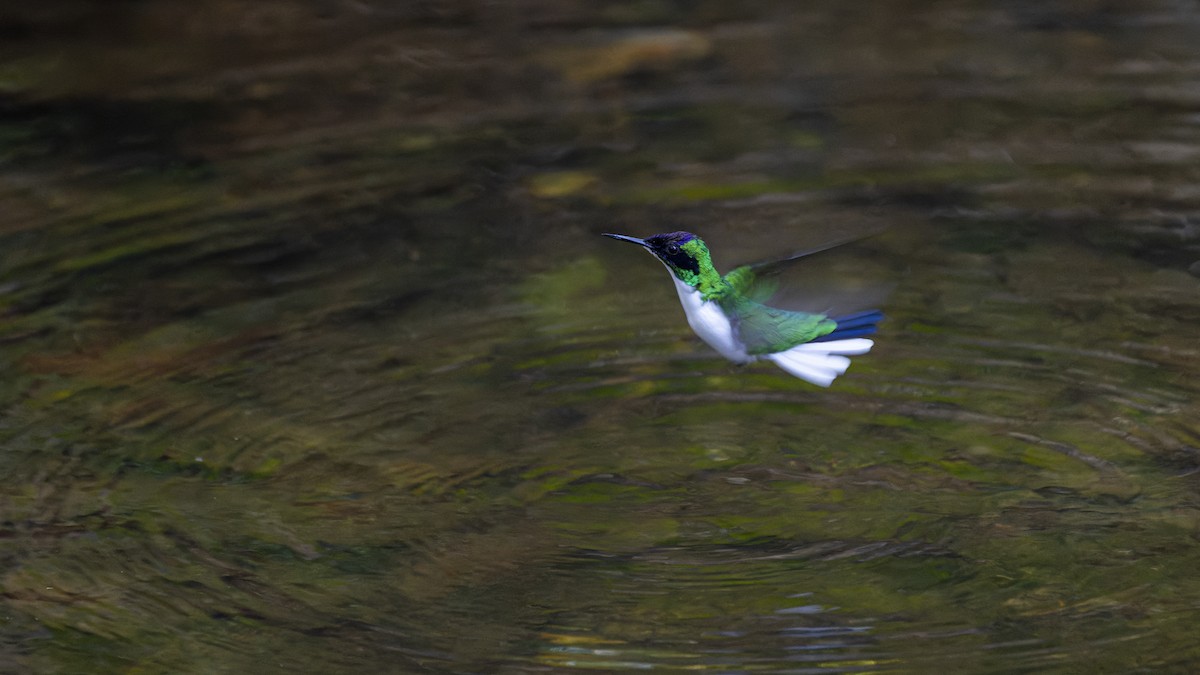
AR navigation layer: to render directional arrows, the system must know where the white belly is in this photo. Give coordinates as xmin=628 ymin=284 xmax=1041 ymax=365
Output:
xmin=670 ymin=277 xmax=751 ymax=363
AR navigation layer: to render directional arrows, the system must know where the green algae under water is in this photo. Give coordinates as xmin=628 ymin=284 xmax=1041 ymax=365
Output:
xmin=1 ymin=2 xmax=1200 ymax=672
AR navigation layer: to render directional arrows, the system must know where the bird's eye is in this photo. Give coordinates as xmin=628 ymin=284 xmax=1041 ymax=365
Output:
xmin=666 ymin=244 xmax=679 ymax=255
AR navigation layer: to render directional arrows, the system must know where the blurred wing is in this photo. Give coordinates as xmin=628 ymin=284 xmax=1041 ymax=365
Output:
xmin=739 ymin=231 xmax=882 ymax=275
xmin=724 ymin=265 xmax=777 ymax=303
xmin=723 ymin=297 xmax=837 ymax=355
xmin=724 ymin=230 xmax=894 ymax=316
xmin=730 ymin=300 xmax=884 ymax=356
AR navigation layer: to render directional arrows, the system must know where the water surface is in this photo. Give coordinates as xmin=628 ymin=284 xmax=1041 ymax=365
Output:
xmin=2 ymin=1 xmax=1200 ymax=672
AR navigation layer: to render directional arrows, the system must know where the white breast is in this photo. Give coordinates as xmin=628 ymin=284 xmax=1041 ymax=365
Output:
xmin=670 ymin=276 xmax=751 ymax=363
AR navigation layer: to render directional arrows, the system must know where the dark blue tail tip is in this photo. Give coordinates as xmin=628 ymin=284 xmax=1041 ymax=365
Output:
xmin=810 ymin=310 xmax=883 ymax=343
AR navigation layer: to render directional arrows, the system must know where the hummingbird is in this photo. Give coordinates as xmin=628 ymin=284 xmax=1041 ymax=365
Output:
xmin=603 ymin=231 xmax=882 ymax=386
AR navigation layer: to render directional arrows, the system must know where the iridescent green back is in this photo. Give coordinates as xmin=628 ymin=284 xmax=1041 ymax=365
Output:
xmin=718 ymin=289 xmax=836 ymax=355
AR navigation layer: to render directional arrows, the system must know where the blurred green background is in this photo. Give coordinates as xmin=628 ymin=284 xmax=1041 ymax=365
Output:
xmin=1 ymin=1 xmax=1199 ymax=672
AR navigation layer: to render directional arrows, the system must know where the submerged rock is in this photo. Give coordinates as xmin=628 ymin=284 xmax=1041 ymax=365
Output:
xmin=541 ymin=28 xmax=712 ymax=84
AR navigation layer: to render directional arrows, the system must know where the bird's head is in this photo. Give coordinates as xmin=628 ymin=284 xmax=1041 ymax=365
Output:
xmin=603 ymin=231 xmax=714 ymax=286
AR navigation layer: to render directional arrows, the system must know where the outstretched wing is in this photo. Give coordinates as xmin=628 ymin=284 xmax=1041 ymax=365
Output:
xmin=720 ymin=230 xmax=888 ymax=354
xmin=723 ymin=265 xmax=777 ymax=303
xmin=740 ymin=231 xmax=881 ymax=273
xmin=722 ymin=231 xmax=883 ymax=306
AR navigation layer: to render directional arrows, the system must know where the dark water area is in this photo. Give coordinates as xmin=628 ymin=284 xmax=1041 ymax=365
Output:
xmin=2 ymin=1 xmax=1200 ymax=672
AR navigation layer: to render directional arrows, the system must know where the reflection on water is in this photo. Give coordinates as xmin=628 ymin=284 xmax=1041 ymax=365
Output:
xmin=2 ymin=1 xmax=1200 ymax=672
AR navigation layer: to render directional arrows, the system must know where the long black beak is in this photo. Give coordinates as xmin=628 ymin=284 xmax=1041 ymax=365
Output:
xmin=602 ymin=233 xmax=650 ymax=248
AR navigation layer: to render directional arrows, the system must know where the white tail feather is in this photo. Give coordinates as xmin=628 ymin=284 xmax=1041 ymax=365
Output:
xmin=765 ymin=338 xmax=874 ymax=387
xmin=789 ymin=338 xmax=874 ymax=355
